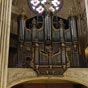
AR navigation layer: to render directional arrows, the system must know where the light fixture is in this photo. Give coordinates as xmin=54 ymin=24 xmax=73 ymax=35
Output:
xmin=28 ymin=0 xmax=63 ymax=14
xmin=85 ymin=46 xmax=88 ymax=58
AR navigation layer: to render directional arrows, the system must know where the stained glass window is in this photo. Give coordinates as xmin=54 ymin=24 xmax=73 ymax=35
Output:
xmin=28 ymin=0 xmax=63 ymax=14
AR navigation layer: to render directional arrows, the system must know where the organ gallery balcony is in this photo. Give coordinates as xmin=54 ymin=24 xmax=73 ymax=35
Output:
xmin=8 ymin=0 xmax=88 ymax=76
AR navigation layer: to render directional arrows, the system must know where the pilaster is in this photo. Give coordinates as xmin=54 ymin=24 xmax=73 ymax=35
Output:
xmin=0 ymin=0 xmax=12 ymax=88
xmin=85 ymin=0 xmax=88 ymax=28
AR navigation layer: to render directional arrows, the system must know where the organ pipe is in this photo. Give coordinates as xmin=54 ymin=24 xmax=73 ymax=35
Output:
xmin=69 ymin=16 xmax=78 ymax=42
xmin=32 ymin=18 xmax=37 ymax=41
xmin=44 ymin=14 xmax=52 ymax=40
xmin=18 ymin=15 xmax=25 ymax=41
xmin=59 ymin=19 xmax=65 ymax=42
xmin=61 ymin=45 xmax=66 ymax=64
xmin=34 ymin=42 xmax=39 ymax=65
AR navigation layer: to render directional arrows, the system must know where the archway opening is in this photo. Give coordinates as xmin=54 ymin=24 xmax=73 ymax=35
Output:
xmin=11 ymin=81 xmax=87 ymax=88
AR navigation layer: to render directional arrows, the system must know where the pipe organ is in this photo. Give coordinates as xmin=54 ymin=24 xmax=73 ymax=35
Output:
xmin=14 ymin=13 xmax=81 ymax=75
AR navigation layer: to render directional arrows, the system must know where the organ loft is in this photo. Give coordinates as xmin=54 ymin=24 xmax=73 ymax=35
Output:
xmin=0 ymin=0 xmax=88 ymax=88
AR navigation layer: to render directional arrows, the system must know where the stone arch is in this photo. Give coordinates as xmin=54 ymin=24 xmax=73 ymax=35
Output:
xmin=8 ymin=77 xmax=88 ymax=88
xmin=7 ymin=68 xmax=88 ymax=88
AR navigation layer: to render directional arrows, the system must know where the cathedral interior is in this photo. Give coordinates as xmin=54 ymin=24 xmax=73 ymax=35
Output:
xmin=0 ymin=0 xmax=88 ymax=88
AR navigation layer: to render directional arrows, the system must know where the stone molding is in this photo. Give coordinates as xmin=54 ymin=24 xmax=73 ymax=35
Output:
xmin=7 ymin=68 xmax=37 ymax=88
xmin=7 ymin=68 xmax=88 ymax=88
xmin=64 ymin=68 xmax=88 ymax=87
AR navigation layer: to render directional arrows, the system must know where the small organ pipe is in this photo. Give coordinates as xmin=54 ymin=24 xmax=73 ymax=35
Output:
xmin=34 ymin=42 xmax=39 ymax=64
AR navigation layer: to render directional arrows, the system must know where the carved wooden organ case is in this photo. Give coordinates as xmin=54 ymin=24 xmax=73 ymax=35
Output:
xmin=17 ymin=14 xmax=80 ymax=75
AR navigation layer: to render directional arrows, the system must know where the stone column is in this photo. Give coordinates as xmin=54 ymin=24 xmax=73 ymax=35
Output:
xmin=85 ymin=0 xmax=88 ymax=28
xmin=0 ymin=0 xmax=12 ymax=88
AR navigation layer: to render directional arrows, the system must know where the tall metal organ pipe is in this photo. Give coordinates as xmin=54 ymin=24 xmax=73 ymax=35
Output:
xmin=32 ymin=19 xmax=37 ymax=41
xmin=69 ymin=16 xmax=78 ymax=42
xmin=18 ymin=15 xmax=25 ymax=41
xmin=44 ymin=14 xmax=52 ymax=40
xmin=59 ymin=19 xmax=65 ymax=42
xmin=59 ymin=19 xmax=66 ymax=65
